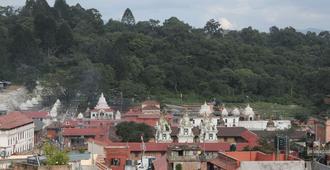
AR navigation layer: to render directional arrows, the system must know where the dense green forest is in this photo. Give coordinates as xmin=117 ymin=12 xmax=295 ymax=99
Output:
xmin=0 ymin=0 xmax=330 ymax=111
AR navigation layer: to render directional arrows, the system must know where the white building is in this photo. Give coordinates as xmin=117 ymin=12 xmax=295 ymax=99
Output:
xmin=155 ymin=115 xmax=172 ymax=143
xmin=189 ymin=103 xmax=291 ymax=131
xmin=90 ymin=93 xmax=120 ymax=120
xmin=177 ymin=113 xmax=194 ymax=143
xmin=0 ymin=112 xmax=34 ymax=157
xmin=200 ymin=113 xmax=218 ymax=142
xmin=223 ymin=116 xmax=240 ymax=127
xmin=199 ymin=102 xmax=213 ymax=116
xmin=238 ymin=120 xmax=291 ymax=131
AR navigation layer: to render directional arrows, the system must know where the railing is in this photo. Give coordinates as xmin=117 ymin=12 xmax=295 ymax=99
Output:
xmin=168 ymin=155 xmax=200 ymax=162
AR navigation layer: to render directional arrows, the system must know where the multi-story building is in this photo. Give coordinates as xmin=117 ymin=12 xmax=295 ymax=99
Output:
xmin=0 ymin=112 xmax=34 ymax=157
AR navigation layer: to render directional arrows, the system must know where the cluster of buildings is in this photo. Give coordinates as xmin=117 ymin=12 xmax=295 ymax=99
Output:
xmin=0 ymin=91 xmax=317 ymax=170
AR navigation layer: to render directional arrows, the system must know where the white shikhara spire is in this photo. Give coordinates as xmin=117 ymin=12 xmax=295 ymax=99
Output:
xmin=231 ymin=107 xmax=240 ymax=116
xmin=50 ymin=99 xmax=61 ymax=118
xmin=221 ymin=107 xmax=229 ymax=117
xmin=95 ymin=93 xmax=110 ymax=110
xmin=115 ymin=110 xmax=121 ymax=120
xmin=199 ymin=101 xmax=212 ymax=116
xmin=243 ymin=104 xmax=255 ymax=116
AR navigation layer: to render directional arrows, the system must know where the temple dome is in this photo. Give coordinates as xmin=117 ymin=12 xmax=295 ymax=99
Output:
xmin=180 ymin=112 xmax=192 ymax=127
xmin=242 ymin=104 xmax=255 ymax=116
xmin=95 ymin=93 xmax=110 ymax=110
xmin=199 ymin=102 xmax=212 ymax=115
xmin=221 ymin=107 xmax=229 ymax=117
xmin=50 ymin=99 xmax=61 ymax=118
xmin=231 ymin=108 xmax=240 ymax=116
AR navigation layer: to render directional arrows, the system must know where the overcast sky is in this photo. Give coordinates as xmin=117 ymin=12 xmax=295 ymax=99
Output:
xmin=1 ymin=0 xmax=329 ymax=32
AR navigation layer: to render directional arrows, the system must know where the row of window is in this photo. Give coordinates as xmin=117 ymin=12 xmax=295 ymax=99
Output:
xmin=4 ymin=142 xmax=33 ymax=156
xmin=8 ymin=129 xmax=33 ymax=145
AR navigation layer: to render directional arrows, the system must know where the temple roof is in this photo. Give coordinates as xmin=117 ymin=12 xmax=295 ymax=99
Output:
xmin=95 ymin=93 xmax=110 ymax=110
xmin=242 ymin=104 xmax=255 ymax=116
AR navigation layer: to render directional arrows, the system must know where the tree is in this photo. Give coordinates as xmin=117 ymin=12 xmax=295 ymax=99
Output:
xmin=9 ymin=25 xmax=41 ymax=66
xmin=115 ymin=122 xmax=153 ymax=142
xmin=54 ymin=0 xmax=70 ymax=19
xmin=55 ymin=22 xmax=73 ymax=54
xmin=121 ymin=8 xmax=135 ymax=25
xmin=34 ymin=14 xmax=56 ymax=51
xmin=204 ymin=19 xmax=223 ymax=35
xmin=43 ymin=142 xmax=69 ymax=165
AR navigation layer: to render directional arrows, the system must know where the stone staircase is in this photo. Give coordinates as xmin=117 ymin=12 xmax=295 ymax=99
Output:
xmin=95 ymin=155 xmax=109 ymax=170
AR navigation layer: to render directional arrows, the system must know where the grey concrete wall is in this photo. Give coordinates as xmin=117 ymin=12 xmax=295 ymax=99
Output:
xmin=239 ymin=161 xmax=305 ymax=170
xmin=312 ymin=161 xmax=330 ymax=170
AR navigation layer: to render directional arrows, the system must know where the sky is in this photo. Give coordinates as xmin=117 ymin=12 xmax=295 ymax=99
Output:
xmin=1 ymin=0 xmax=329 ymax=32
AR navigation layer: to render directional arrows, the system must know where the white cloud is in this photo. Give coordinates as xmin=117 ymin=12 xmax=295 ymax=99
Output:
xmin=219 ymin=17 xmax=233 ymax=29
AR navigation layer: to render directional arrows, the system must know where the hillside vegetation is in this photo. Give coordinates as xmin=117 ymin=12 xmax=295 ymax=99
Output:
xmin=0 ymin=0 xmax=330 ymax=112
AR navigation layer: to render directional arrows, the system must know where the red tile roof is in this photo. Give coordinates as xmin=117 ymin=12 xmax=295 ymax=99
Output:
xmin=22 ymin=111 xmax=48 ymax=119
xmin=142 ymin=100 xmax=160 ymax=106
xmin=137 ymin=114 xmax=160 ymax=119
xmin=0 ymin=112 xmax=33 ymax=130
xmin=62 ymin=128 xmax=103 ymax=136
xmin=124 ymin=109 xmax=142 ymax=115
xmin=142 ymin=105 xmax=160 ymax=110
xmin=217 ymin=127 xmax=258 ymax=144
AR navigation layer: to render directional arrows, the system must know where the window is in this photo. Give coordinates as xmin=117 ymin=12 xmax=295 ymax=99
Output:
xmin=184 ymin=129 xmax=188 ymax=135
xmin=217 ymin=119 xmax=221 ymax=125
xmin=111 ymin=158 xmax=120 ymax=166
xmin=178 ymin=150 xmax=183 ymax=156
xmin=249 ymin=117 xmax=253 ymax=121
xmin=225 ymin=119 xmax=227 ymax=123
xmin=233 ymin=119 xmax=236 ymax=123
xmin=209 ymin=134 xmax=213 ymax=140
xmin=162 ymin=134 xmax=167 ymax=140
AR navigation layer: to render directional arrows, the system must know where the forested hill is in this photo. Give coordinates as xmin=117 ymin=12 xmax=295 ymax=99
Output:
xmin=0 ymin=0 xmax=330 ymax=109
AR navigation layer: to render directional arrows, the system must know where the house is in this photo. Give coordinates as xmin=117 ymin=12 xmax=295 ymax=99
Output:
xmin=62 ymin=127 xmax=107 ymax=149
xmin=46 ymin=122 xmax=61 ymax=141
xmin=123 ymin=101 xmax=170 ymax=127
xmin=167 ymin=144 xmax=211 ymax=170
xmin=141 ymin=100 xmax=161 ymax=115
xmin=207 ymin=151 xmax=305 ymax=170
xmin=95 ymin=141 xmax=257 ymax=170
xmin=0 ymin=112 xmax=34 ymax=157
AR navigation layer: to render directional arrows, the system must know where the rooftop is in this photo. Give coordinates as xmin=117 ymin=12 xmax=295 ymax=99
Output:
xmin=62 ymin=128 xmax=103 ymax=136
xmin=22 ymin=111 xmax=49 ymax=119
xmin=104 ymin=142 xmax=253 ymax=152
xmin=0 ymin=112 xmax=33 ymax=130
xmin=222 ymin=151 xmax=301 ymax=161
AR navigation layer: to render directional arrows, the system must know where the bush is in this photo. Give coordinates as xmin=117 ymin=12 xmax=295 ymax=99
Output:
xmin=175 ymin=163 xmax=182 ymax=170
